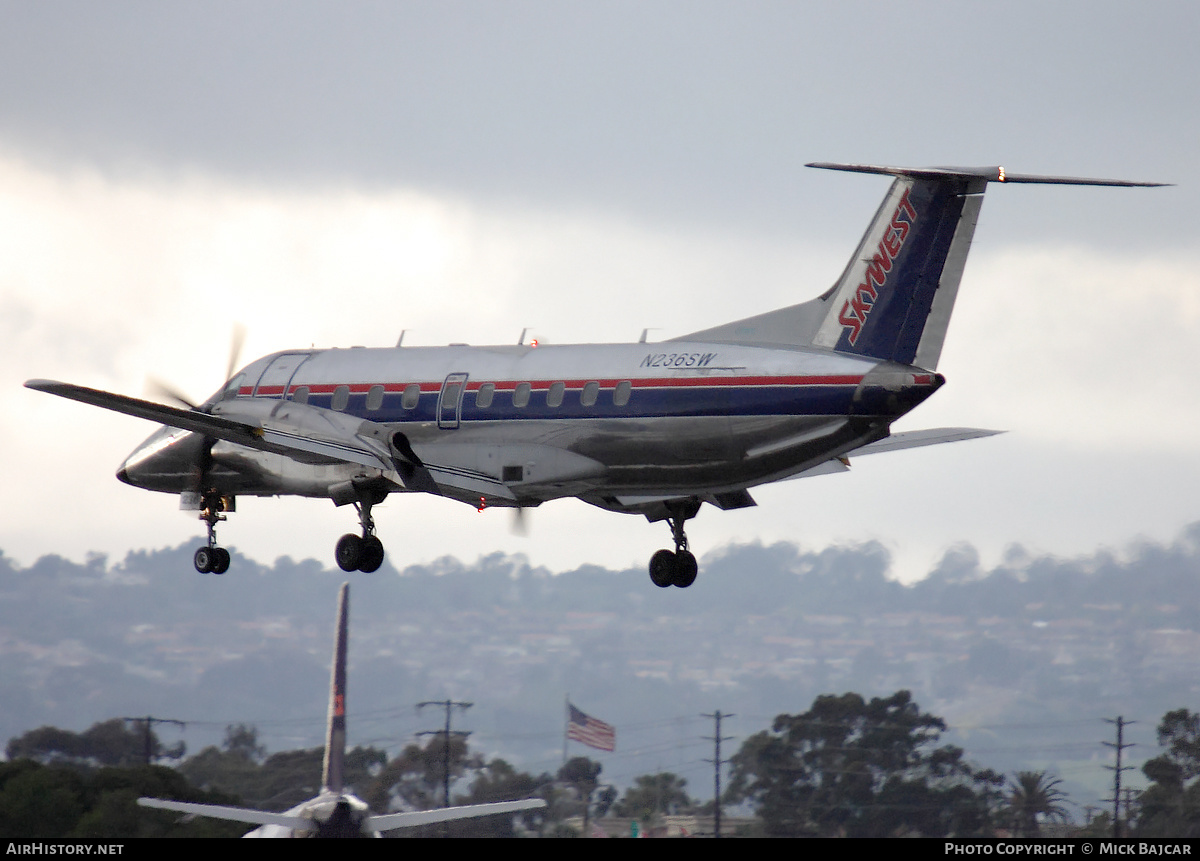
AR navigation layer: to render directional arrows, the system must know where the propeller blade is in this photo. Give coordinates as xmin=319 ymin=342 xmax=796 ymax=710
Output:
xmin=510 ymin=505 xmax=529 ymax=537
xmin=145 ymin=378 xmax=199 ymax=410
xmin=225 ymin=324 xmax=247 ymax=383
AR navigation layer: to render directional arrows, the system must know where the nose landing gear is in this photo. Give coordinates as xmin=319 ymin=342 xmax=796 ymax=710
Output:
xmin=193 ymin=494 xmax=232 ymax=574
xmin=648 ymin=501 xmax=699 ymax=588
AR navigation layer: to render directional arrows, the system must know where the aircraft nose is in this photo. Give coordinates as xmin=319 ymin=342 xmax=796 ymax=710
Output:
xmin=117 ymin=426 xmax=204 ymax=492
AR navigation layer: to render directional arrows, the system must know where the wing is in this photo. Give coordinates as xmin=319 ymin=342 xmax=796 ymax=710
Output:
xmin=25 ymin=379 xmax=438 ymax=491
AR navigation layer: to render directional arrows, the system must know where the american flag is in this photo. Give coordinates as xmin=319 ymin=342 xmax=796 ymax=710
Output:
xmin=567 ymin=703 xmax=616 ymax=751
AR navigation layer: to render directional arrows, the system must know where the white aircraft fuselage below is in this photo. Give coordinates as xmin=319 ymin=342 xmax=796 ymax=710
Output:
xmin=28 ymin=162 xmax=1164 ymax=584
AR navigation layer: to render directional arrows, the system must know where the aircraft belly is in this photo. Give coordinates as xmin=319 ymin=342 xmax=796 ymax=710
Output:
xmin=589 ymin=415 xmax=871 ymax=495
xmin=400 ymin=414 xmax=873 ymax=504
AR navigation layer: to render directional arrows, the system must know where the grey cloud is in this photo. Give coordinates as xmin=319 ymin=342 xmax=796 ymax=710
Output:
xmin=0 ymin=1 xmax=1190 ymax=248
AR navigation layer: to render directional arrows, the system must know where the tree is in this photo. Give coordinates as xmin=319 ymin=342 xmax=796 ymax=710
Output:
xmin=1006 ymin=771 xmax=1071 ymax=836
xmin=365 ymin=734 xmax=478 ymax=814
xmin=1136 ymin=709 xmax=1200 ymax=837
xmin=0 ymin=759 xmax=243 ymax=838
xmin=555 ymin=756 xmax=604 ymax=835
xmin=725 ymin=690 xmax=1004 ymax=837
xmin=614 ymin=772 xmax=692 ymax=818
xmin=449 ymin=757 xmax=552 ymax=837
xmin=179 ymin=724 xmax=385 ymax=812
xmin=5 ymin=719 xmax=182 ymax=768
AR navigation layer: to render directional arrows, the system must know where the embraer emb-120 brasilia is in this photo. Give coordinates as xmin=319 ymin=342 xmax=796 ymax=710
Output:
xmin=139 ymin=583 xmax=546 ymax=836
xmin=26 ymin=163 xmax=1164 ymax=587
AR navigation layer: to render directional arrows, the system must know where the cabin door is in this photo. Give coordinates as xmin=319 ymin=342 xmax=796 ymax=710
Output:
xmin=437 ymin=373 xmax=469 ymax=429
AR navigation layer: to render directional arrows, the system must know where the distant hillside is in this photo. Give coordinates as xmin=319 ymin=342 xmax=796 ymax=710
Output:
xmin=4 ymin=525 xmax=1200 ymax=804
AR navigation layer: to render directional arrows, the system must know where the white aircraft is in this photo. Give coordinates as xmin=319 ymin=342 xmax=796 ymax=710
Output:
xmin=26 ymin=163 xmax=1164 ymax=587
xmin=138 ymin=582 xmax=546 ymax=837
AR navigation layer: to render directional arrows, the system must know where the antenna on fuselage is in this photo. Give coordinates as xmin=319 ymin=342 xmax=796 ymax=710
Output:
xmin=396 ymin=330 xmax=406 ymax=347
xmin=639 ymin=328 xmax=660 ymax=343
xmin=518 ymin=328 xmax=532 ymax=346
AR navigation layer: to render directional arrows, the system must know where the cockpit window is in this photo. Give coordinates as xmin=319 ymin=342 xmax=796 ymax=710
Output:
xmin=221 ymin=374 xmax=244 ymax=400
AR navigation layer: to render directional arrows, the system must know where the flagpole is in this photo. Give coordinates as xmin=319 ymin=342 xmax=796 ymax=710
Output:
xmin=563 ymin=694 xmax=569 ymax=765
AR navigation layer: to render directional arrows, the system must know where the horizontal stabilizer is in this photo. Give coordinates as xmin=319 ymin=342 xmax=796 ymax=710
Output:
xmin=137 ymin=797 xmax=310 ymax=830
xmin=850 ymin=427 xmax=1004 ymax=455
xmin=806 ymin=162 xmax=1170 ymax=187
xmin=367 ymin=798 xmax=547 ymax=832
xmin=785 ymin=427 xmax=1002 ymax=481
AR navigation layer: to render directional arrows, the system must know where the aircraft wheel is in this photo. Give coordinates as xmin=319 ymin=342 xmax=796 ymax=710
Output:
xmin=335 ymin=534 xmax=364 ymax=572
xmin=358 ymin=536 xmax=385 ymax=573
xmin=673 ymin=550 xmax=698 ymax=588
xmin=211 ymin=547 xmax=231 ymax=575
xmin=193 ymin=546 xmax=215 ymax=574
xmin=649 ymin=549 xmax=676 ymax=588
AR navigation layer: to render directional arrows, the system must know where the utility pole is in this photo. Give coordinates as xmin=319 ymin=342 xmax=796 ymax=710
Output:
xmin=417 ymin=700 xmax=472 ymax=808
xmin=702 ymin=710 xmax=734 ymax=839
xmin=123 ymin=716 xmax=185 ymax=765
xmin=1104 ymin=716 xmax=1135 ymax=838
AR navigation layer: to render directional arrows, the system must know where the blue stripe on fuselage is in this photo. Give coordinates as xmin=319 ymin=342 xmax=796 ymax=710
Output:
xmin=254 ymin=382 xmax=862 ymax=423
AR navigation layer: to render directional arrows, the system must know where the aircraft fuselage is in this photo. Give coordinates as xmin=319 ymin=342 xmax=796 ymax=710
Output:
xmin=118 ymin=341 xmax=942 ymax=514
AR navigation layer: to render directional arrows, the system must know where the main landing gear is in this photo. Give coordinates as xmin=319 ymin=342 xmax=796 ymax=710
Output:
xmin=648 ymin=501 xmax=699 ymax=589
xmin=193 ymin=494 xmax=232 ymax=574
xmin=335 ymin=497 xmax=385 ymax=573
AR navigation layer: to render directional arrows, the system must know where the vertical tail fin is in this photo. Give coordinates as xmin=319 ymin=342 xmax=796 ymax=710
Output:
xmin=807 ymin=165 xmax=986 ymax=369
xmin=677 ymin=163 xmax=1164 ymax=366
xmin=322 ymin=582 xmax=350 ymax=795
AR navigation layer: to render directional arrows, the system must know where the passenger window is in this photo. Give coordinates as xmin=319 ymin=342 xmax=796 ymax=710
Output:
xmin=402 ymin=384 xmax=420 ymax=410
xmin=475 ymin=383 xmax=495 ymax=409
xmin=513 ymin=382 xmax=531 ymax=408
xmin=614 ymin=380 xmax=632 ymax=406
xmin=547 ymin=381 xmax=565 ymax=408
xmin=366 ymin=384 xmax=384 ymax=411
xmin=332 ymin=385 xmax=350 ymax=411
xmin=292 ymin=385 xmax=309 ymax=405
xmin=581 ymin=381 xmax=599 ymax=406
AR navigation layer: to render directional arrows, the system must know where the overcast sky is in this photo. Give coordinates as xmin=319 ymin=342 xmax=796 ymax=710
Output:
xmin=2 ymin=1 xmax=1197 ymax=583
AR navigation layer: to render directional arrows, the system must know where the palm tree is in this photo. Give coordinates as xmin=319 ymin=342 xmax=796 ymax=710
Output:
xmin=1007 ymin=771 xmax=1071 ymax=836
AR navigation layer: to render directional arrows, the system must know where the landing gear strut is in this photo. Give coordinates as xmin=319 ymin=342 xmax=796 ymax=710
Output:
xmin=335 ymin=497 xmax=385 ymax=573
xmin=193 ymin=494 xmax=232 ymax=574
xmin=648 ymin=501 xmax=699 ymax=588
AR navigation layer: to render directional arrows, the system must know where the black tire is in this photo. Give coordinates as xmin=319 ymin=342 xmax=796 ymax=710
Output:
xmin=673 ymin=550 xmax=698 ymax=588
xmin=335 ymin=534 xmax=364 ymax=572
xmin=359 ymin=536 xmax=384 ymax=573
xmin=193 ymin=547 xmax=214 ymax=574
xmin=211 ymin=547 xmax=231 ymax=575
xmin=649 ymin=549 xmax=676 ymax=588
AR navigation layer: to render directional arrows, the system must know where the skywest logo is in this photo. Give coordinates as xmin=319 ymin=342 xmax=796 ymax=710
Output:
xmin=838 ymin=188 xmax=917 ymax=345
